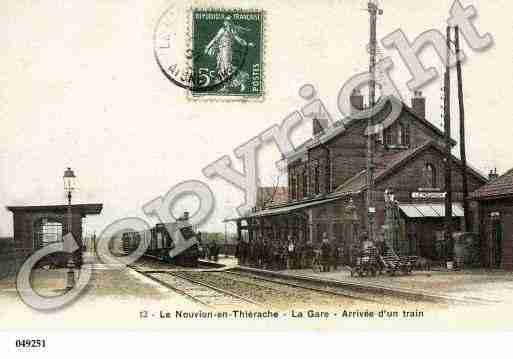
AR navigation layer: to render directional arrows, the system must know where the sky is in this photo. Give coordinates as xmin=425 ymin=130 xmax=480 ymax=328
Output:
xmin=1 ymin=0 xmax=512 ymax=236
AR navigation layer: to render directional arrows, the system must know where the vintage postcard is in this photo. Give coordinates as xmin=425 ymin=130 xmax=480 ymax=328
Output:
xmin=1 ymin=0 xmax=513 ymax=355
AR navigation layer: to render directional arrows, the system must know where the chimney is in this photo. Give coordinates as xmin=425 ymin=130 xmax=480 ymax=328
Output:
xmin=350 ymin=89 xmax=364 ymax=114
xmin=411 ymin=90 xmax=426 ymax=118
xmin=488 ymin=168 xmax=499 ymax=181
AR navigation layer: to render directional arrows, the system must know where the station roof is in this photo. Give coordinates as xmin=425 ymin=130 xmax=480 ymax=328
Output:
xmin=285 ymin=95 xmax=457 ymax=162
xmin=333 ymin=141 xmax=487 ymax=195
xmin=471 ymin=168 xmax=513 ymax=200
xmin=6 ymin=203 xmax=103 ymax=215
xmin=224 ymin=194 xmax=347 ymax=222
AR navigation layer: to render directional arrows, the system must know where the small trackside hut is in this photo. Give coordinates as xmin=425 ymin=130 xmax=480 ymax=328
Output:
xmin=6 ymin=203 xmax=103 ymax=269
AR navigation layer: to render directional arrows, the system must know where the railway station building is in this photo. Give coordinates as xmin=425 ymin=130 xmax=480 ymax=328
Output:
xmin=470 ymin=168 xmax=513 ymax=270
xmin=232 ymin=93 xmax=489 ymax=263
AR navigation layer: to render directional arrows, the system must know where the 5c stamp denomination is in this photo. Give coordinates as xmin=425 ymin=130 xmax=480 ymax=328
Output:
xmin=190 ymin=8 xmax=264 ymax=100
xmin=153 ymin=4 xmax=264 ymax=101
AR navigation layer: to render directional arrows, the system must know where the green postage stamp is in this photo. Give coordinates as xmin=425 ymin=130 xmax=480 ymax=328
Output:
xmin=190 ymin=8 xmax=264 ymax=101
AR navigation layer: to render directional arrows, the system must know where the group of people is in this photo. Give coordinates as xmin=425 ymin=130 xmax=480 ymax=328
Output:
xmin=199 ymin=240 xmax=220 ymax=262
xmin=235 ymin=232 xmax=344 ymax=272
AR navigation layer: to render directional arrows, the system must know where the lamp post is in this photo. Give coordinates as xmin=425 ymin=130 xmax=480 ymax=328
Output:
xmin=63 ymin=167 xmax=77 ymax=290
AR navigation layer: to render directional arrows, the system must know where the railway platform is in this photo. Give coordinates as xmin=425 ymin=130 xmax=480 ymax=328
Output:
xmin=234 ymin=265 xmax=513 ymax=305
xmin=0 ymin=251 xmax=201 ymax=329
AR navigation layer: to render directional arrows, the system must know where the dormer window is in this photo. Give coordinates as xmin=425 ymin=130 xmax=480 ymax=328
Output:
xmin=399 ymin=123 xmax=410 ymax=146
xmin=384 ymin=123 xmax=410 ymax=148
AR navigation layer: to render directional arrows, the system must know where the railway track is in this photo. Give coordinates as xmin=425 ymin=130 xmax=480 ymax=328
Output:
xmin=222 ymin=270 xmax=380 ymax=303
xmin=130 ymin=258 xmax=448 ymax=309
xmin=183 ymin=270 xmax=377 ymax=302
xmin=134 ymin=266 xmax=378 ymax=309
xmin=135 ymin=270 xmax=261 ymax=308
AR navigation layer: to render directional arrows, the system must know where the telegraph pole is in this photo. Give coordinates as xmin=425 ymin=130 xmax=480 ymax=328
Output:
xmin=455 ymin=25 xmax=470 ymax=231
xmin=366 ymin=1 xmax=382 ymax=243
xmin=444 ymin=26 xmax=453 ymax=261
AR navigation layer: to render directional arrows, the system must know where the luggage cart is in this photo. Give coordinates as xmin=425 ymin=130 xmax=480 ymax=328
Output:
xmin=379 ymin=250 xmax=415 ymax=276
xmin=349 ymin=246 xmax=380 ymax=277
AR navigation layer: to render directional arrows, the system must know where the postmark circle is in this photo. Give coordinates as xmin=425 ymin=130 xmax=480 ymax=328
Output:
xmin=153 ymin=4 xmax=249 ymax=92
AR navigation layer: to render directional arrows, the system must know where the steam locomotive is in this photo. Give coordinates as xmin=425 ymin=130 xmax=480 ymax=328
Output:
xmin=121 ymin=212 xmax=201 ymax=267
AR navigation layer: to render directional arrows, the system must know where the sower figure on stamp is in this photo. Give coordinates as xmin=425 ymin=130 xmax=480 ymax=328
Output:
xmin=204 ymin=15 xmax=254 ymax=84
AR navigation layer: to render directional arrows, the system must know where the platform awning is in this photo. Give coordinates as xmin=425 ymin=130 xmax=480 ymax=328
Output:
xmin=224 ymin=195 xmax=346 ymax=222
xmin=399 ymin=203 xmax=464 ymax=218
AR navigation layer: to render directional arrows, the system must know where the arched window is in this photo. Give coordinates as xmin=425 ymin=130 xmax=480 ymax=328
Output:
xmin=424 ymin=163 xmax=437 ymax=188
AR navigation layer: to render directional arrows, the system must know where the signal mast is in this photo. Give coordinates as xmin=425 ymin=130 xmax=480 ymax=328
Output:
xmin=366 ymin=0 xmax=383 ymax=243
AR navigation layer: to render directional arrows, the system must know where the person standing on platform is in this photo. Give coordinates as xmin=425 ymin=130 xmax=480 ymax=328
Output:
xmin=255 ymin=238 xmax=263 ymax=268
xmin=240 ymin=239 xmax=248 ymax=265
xmin=249 ymin=240 xmax=255 ymax=266
xmin=262 ymin=240 xmax=268 ymax=269
xmin=287 ymin=235 xmax=295 ymax=269
xmin=265 ymin=240 xmax=272 ymax=269
xmin=280 ymin=241 xmax=287 ymax=270
xmin=211 ymin=240 xmax=219 ymax=262
xmin=321 ymin=233 xmax=331 ymax=272
xmin=332 ymin=244 xmax=342 ymax=271
xmin=304 ymin=239 xmax=313 ymax=269
xmin=295 ymin=240 xmax=302 ymax=269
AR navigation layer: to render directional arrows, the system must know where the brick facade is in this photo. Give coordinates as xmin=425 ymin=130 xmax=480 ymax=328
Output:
xmin=237 ymin=96 xmax=489 ymax=264
xmin=471 ymin=169 xmax=513 ymax=270
xmin=286 ymin=103 xmax=455 ymax=203
xmin=475 ymin=199 xmax=513 ymax=270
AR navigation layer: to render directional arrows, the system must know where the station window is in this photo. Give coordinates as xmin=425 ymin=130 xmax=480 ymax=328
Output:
xmin=399 ymin=123 xmax=410 ymax=146
xmin=314 ymin=166 xmax=320 ymax=194
xmin=33 ymin=218 xmax=63 ymax=249
xmin=424 ymin=163 xmax=437 ymax=187
xmin=384 ymin=127 xmax=393 ymax=146
xmin=302 ymin=171 xmax=308 ymax=198
xmin=325 ymin=160 xmax=331 ymax=193
xmin=290 ymin=176 xmax=296 ymax=200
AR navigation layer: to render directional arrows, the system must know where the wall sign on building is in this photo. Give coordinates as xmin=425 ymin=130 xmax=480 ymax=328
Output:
xmin=411 ymin=192 xmax=446 ymax=199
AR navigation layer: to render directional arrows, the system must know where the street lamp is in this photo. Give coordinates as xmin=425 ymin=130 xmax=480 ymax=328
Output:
xmin=345 ymin=199 xmax=360 ymax=264
xmin=63 ymin=167 xmax=77 ymax=290
xmin=63 ymin=167 xmax=76 ymax=205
